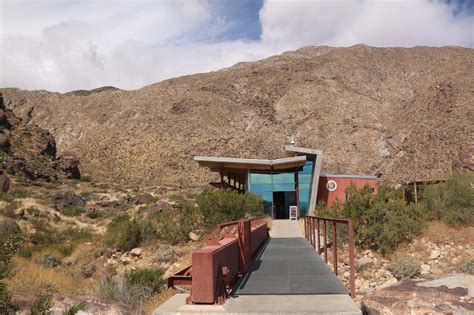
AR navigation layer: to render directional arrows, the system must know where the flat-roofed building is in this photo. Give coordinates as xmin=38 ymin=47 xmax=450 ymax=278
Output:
xmin=194 ymin=146 xmax=377 ymax=219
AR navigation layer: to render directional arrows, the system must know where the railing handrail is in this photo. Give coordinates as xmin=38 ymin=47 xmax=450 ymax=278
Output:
xmin=304 ymin=215 xmax=356 ymax=298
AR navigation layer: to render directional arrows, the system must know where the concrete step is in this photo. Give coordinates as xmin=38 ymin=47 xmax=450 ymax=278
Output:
xmin=153 ymin=293 xmax=362 ymax=315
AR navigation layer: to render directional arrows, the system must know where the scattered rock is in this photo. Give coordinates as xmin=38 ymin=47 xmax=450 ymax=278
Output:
xmin=63 ymin=256 xmax=77 ymax=267
xmin=120 ymin=256 xmax=132 ymax=265
xmin=107 ymin=258 xmax=118 ymax=265
xmin=429 ymin=249 xmax=441 ymax=260
xmin=188 ymin=231 xmax=200 ymax=241
xmin=52 ymin=191 xmax=85 ymax=210
xmin=130 ymin=247 xmax=142 ymax=257
xmin=356 ymin=257 xmax=373 ymax=270
xmin=81 ymin=263 xmax=96 ymax=278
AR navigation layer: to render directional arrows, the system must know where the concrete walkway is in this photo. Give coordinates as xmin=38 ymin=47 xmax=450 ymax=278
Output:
xmin=154 ymin=220 xmax=361 ymax=315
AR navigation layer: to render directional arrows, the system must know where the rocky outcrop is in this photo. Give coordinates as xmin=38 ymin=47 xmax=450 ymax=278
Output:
xmin=51 ymin=191 xmax=85 ymax=210
xmin=0 ymin=92 xmax=80 ymax=181
xmin=0 ymin=170 xmax=10 ymax=192
xmin=362 ymin=274 xmax=474 ymax=314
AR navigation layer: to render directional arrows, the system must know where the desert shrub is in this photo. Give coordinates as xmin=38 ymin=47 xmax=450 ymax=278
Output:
xmin=338 ymin=183 xmax=426 ymax=254
xmin=36 ymin=253 xmax=61 ymax=268
xmin=0 ymin=232 xmax=23 ymax=314
xmin=62 ymin=302 xmax=85 ymax=315
xmin=460 ymin=259 xmax=474 ymax=275
xmin=57 ymin=244 xmax=75 ymax=257
xmin=81 ymin=263 xmax=96 ymax=278
xmin=30 ymin=292 xmax=53 ymax=315
xmin=99 ymin=269 xmax=164 ymax=305
xmin=0 ymin=282 xmax=18 ymax=314
xmin=0 ymin=191 xmax=13 ymax=202
xmin=196 ymin=189 xmax=264 ymax=229
xmin=104 ymin=214 xmax=141 ymax=251
xmin=80 ymin=175 xmax=91 ymax=182
xmin=388 ymin=257 xmax=421 ymax=280
xmin=423 ymin=172 xmax=473 ymax=225
xmin=126 ymin=268 xmax=165 ymax=295
xmin=62 ymin=205 xmax=85 ymax=217
xmin=152 ymin=245 xmax=176 ymax=263
xmin=138 ymin=218 xmax=157 ymax=242
xmin=156 ymin=196 xmax=200 ymax=245
xmin=0 ymin=201 xmax=20 ymax=218
xmin=9 ymin=189 xmax=31 ymax=199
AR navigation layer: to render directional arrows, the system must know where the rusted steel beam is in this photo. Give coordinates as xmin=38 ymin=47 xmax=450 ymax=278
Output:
xmin=348 ymin=219 xmax=356 ymax=298
xmin=323 ymin=220 xmax=328 ymax=263
xmin=167 ymin=265 xmax=192 ymax=288
xmin=178 ymin=217 xmax=268 ymax=305
xmin=332 ymin=221 xmax=337 ymax=275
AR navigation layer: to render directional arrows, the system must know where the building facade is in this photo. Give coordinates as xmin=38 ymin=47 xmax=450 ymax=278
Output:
xmin=194 ymin=146 xmax=377 ymax=219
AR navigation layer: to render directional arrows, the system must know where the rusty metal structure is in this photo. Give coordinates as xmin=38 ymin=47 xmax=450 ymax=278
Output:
xmin=168 ymin=217 xmax=268 ymax=304
xmin=304 ymin=215 xmax=356 ymax=297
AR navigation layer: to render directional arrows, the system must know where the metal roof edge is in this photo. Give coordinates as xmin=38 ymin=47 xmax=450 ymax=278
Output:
xmin=320 ymin=173 xmax=378 ymax=180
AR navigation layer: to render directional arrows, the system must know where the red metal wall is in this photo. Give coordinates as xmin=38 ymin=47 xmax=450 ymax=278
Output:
xmin=317 ymin=175 xmax=377 ymax=207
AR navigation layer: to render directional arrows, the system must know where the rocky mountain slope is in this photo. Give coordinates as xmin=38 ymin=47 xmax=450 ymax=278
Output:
xmin=0 ymin=92 xmax=80 ymax=182
xmin=1 ymin=45 xmax=473 ymax=187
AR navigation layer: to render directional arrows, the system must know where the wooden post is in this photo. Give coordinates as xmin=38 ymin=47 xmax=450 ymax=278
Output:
xmin=323 ymin=220 xmax=328 ymax=263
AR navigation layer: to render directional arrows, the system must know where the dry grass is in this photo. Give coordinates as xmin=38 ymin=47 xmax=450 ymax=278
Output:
xmin=422 ymin=221 xmax=474 ymax=245
xmin=6 ymin=254 xmax=97 ymax=296
xmin=143 ymin=288 xmax=176 ymax=314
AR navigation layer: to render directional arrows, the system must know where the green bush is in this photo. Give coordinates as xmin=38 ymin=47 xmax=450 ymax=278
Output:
xmin=79 ymin=175 xmax=91 ymax=182
xmin=0 ymin=232 xmax=23 ymax=315
xmin=9 ymin=189 xmax=31 ymax=199
xmin=61 ymin=205 xmax=86 ymax=217
xmin=152 ymin=245 xmax=176 ymax=263
xmin=157 ymin=196 xmax=200 ymax=245
xmin=388 ymin=257 xmax=421 ymax=280
xmin=104 ymin=214 xmax=141 ymax=251
xmin=99 ymin=268 xmax=164 ymax=305
xmin=336 ymin=183 xmax=426 ymax=254
xmin=196 ymin=189 xmax=264 ymax=229
xmin=36 ymin=253 xmax=61 ymax=268
xmin=62 ymin=302 xmax=85 ymax=315
xmin=0 ymin=201 xmax=20 ymax=218
xmin=460 ymin=259 xmax=474 ymax=275
xmin=30 ymin=293 xmax=53 ymax=315
xmin=423 ymin=172 xmax=473 ymax=225
xmin=126 ymin=268 xmax=165 ymax=294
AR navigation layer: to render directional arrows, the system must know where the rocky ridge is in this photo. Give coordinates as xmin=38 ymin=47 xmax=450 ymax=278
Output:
xmin=1 ymin=45 xmax=473 ymax=187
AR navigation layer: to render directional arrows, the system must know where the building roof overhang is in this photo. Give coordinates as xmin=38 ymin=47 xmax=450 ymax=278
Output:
xmin=194 ymin=155 xmax=307 ymax=172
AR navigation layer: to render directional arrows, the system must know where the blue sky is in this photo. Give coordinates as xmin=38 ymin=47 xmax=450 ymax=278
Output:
xmin=1 ymin=0 xmax=473 ymax=92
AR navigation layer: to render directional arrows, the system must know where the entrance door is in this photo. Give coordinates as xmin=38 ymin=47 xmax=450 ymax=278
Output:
xmin=273 ymin=191 xmax=297 ymax=219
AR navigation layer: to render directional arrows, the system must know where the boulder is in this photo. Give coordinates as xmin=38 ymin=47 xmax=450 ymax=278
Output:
xmin=189 ymin=231 xmax=200 ymax=241
xmin=129 ymin=247 xmax=142 ymax=257
xmin=356 ymin=257 xmax=373 ymax=270
xmin=362 ymin=274 xmax=474 ymax=315
xmin=0 ymin=216 xmax=20 ymax=236
xmin=0 ymin=133 xmax=9 ymax=148
xmin=52 ymin=191 xmax=85 ymax=210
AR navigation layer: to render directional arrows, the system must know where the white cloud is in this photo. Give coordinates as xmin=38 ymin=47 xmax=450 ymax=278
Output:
xmin=260 ymin=0 xmax=473 ymax=48
xmin=0 ymin=0 xmax=472 ymax=92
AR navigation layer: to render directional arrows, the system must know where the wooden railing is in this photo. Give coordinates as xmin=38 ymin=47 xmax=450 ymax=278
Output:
xmin=304 ymin=215 xmax=356 ymax=298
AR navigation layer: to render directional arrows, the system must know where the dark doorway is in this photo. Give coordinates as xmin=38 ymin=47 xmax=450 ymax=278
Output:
xmin=273 ymin=191 xmax=297 ymax=219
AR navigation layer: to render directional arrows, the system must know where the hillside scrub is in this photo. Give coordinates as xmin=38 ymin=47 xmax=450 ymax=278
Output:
xmin=0 ymin=231 xmax=23 ymax=314
xmin=157 ymin=189 xmax=264 ymax=245
xmin=196 ymin=189 xmax=264 ymax=229
xmin=423 ymin=172 xmax=473 ymax=225
xmin=321 ymin=183 xmax=427 ymax=255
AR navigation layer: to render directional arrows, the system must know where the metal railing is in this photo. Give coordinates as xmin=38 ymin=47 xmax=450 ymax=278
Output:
xmin=304 ymin=215 xmax=356 ymax=298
